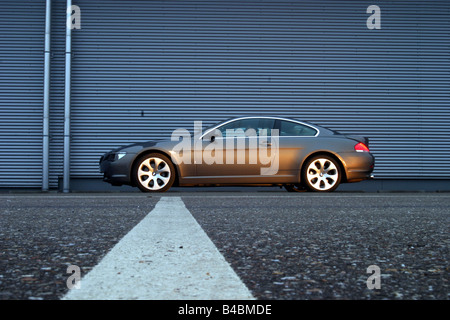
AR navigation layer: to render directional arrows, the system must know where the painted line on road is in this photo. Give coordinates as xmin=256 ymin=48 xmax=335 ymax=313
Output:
xmin=62 ymin=196 xmax=254 ymax=300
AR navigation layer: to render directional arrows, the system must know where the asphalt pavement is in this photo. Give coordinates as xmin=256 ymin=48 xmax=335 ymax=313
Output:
xmin=0 ymin=191 xmax=448 ymax=300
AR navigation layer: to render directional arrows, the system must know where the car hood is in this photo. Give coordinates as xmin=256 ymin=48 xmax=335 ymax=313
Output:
xmin=111 ymin=140 xmax=163 ymax=152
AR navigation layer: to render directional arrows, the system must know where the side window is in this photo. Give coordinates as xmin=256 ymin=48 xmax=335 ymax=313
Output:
xmin=279 ymin=120 xmax=317 ymax=137
xmin=217 ymin=118 xmax=275 ymax=137
xmin=257 ymin=118 xmax=275 ymax=136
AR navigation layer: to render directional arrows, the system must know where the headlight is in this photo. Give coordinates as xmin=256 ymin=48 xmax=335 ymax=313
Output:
xmin=116 ymin=152 xmax=127 ymax=160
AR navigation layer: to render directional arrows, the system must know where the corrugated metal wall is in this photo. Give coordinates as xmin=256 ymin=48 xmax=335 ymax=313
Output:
xmin=0 ymin=0 xmax=449 ymax=188
xmin=69 ymin=0 xmax=450 ymax=180
xmin=0 ymin=1 xmax=45 ymax=187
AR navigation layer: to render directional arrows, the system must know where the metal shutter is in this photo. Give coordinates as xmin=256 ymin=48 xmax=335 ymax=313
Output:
xmin=0 ymin=1 xmax=45 ymax=187
xmin=66 ymin=0 xmax=449 ymax=180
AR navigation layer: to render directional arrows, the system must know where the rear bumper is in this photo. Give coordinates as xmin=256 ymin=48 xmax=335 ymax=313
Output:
xmin=346 ymin=170 xmax=375 ymax=183
xmin=341 ymin=152 xmax=375 ymax=183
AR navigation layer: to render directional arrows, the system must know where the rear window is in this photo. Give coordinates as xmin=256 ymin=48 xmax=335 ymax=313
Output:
xmin=279 ymin=120 xmax=317 ymax=136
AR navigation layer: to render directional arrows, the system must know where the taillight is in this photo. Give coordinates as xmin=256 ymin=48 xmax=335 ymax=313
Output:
xmin=355 ymin=142 xmax=370 ymax=152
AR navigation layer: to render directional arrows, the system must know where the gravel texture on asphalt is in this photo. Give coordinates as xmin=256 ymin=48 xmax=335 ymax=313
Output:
xmin=183 ymin=193 xmax=449 ymax=300
xmin=0 ymin=192 xmax=448 ymax=300
xmin=0 ymin=195 xmax=156 ymax=300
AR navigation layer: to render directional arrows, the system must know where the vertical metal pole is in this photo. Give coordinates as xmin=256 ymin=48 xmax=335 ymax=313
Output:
xmin=63 ymin=0 xmax=72 ymax=193
xmin=43 ymin=0 xmax=51 ymax=191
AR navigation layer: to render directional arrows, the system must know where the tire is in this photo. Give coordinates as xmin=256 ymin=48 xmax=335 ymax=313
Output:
xmin=133 ymin=153 xmax=175 ymax=192
xmin=302 ymin=155 xmax=341 ymax=192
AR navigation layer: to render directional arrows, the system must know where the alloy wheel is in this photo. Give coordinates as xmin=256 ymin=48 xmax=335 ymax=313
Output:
xmin=303 ymin=156 xmax=341 ymax=192
xmin=135 ymin=154 xmax=174 ymax=192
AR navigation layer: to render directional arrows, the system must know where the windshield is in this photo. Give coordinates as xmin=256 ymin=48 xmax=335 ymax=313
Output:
xmin=202 ymin=117 xmax=237 ymax=134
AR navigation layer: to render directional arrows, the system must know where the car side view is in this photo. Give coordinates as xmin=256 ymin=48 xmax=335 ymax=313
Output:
xmin=99 ymin=116 xmax=375 ymax=192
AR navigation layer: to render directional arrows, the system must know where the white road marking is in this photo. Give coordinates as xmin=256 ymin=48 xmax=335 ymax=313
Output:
xmin=62 ymin=196 xmax=254 ymax=300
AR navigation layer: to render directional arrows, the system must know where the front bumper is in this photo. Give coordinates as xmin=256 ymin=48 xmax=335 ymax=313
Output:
xmin=99 ymin=152 xmax=135 ymax=186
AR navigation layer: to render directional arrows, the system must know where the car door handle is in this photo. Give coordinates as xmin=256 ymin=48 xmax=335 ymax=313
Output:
xmin=260 ymin=141 xmax=272 ymax=146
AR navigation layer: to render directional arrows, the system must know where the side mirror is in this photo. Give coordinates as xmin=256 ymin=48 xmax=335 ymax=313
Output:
xmin=210 ymin=135 xmax=215 ymax=142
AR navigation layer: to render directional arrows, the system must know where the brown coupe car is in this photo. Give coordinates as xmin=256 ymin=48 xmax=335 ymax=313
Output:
xmin=100 ymin=116 xmax=374 ymax=192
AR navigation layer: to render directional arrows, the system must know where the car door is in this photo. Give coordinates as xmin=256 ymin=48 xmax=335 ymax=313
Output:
xmin=195 ymin=118 xmax=276 ymax=181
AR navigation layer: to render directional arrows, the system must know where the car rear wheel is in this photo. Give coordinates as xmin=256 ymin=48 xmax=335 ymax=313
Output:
xmin=133 ymin=153 xmax=175 ymax=192
xmin=302 ymin=155 xmax=341 ymax=192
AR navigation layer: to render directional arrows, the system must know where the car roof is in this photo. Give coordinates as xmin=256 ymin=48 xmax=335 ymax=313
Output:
xmin=202 ymin=116 xmax=336 ymax=137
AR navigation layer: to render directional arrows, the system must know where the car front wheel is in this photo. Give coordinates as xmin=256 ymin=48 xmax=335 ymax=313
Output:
xmin=302 ymin=155 xmax=341 ymax=192
xmin=133 ymin=153 xmax=175 ymax=192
